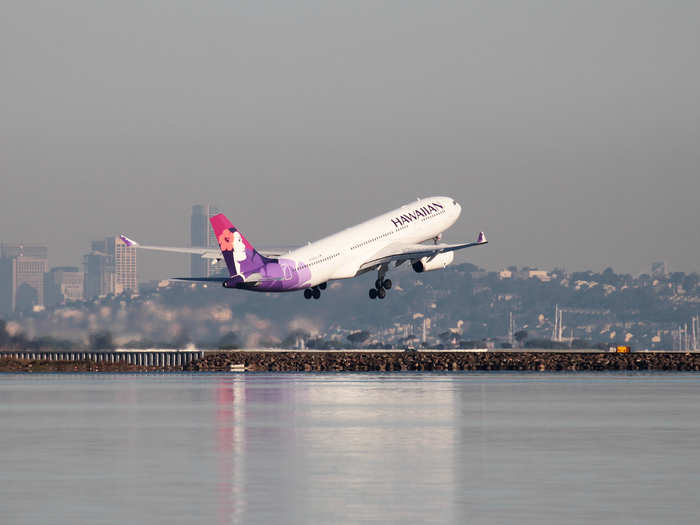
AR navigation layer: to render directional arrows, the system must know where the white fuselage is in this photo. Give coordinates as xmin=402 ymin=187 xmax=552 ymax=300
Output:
xmin=285 ymin=196 xmax=461 ymax=287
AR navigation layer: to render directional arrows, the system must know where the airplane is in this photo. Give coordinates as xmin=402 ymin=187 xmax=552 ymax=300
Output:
xmin=120 ymin=196 xmax=487 ymax=301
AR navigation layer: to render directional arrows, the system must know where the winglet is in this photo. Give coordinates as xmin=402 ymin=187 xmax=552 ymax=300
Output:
xmin=477 ymin=232 xmax=487 ymax=244
xmin=119 ymin=234 xmax=140 ymax=247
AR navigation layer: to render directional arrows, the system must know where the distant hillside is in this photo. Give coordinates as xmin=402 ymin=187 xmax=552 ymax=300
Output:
xmin=1 ymin=264 xmax=698 ymax=350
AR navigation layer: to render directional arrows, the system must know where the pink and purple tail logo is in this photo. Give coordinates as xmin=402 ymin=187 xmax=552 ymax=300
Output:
xmin=210 ymin=214 xmax=265 ymax=277
xmin=217 ymin=229 xmax=251 ymax=276
xmin=210 ymin=212 xmax=311 ymax=291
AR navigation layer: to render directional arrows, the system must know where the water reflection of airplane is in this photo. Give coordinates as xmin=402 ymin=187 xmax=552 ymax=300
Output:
xmin=215 ymin=379 xmax=295 ymax=524
xmin=216 ymin=379 xmax=246 ymax=524
xmin=214 ymin=376 xmax=460 ymax=522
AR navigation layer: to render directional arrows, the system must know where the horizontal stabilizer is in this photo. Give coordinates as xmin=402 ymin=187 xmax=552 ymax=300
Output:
xmin=169 ymin=277 xmax=228 ymax=283
xmin=170 ymin=275 xmax=287 ymax=284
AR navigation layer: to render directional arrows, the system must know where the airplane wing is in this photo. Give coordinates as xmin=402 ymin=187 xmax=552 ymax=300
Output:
xmin=118 ymin=235 xmax=289 ymax=258
xmin=358 ymin=232 xmax=487 ymax=272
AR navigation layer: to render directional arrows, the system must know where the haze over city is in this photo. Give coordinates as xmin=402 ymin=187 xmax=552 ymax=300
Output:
xmin=2 ymin=1 xmax=699 ymax=281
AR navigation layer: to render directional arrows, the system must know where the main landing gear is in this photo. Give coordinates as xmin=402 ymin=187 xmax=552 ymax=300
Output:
xmin=303 ymin=282 xmax=326 ymax=300
xmin=369 ymin=267 xmax=392 ymax=300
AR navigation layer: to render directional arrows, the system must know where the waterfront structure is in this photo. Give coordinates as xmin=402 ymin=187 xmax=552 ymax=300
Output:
xmin=0 ymin=244 xmax=48 ymax=313
xmin=190 ymin=204 xmax=226 ymax=277
xmin=45 ymin=267 xmax=84 ymax=306
xmin=84 ymin=237 xmax=137 ymax=298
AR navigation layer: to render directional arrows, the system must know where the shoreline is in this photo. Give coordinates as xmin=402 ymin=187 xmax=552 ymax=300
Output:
xmin=2 ymin=351 xmax=700 ymax=372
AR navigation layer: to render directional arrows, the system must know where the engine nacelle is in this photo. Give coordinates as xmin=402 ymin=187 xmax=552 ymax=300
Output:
xmin=412 ymin=252 xmax=454 ymax=273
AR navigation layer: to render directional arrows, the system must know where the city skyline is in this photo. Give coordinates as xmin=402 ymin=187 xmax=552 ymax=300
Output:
xmin=1 ymin=256 xmax=697 ymax=352
xmin=0 ymin=236 xmax=138 ymax=314
xmin=0 ymin=226 xmax=692 ymax=291
xmin=1 ymin=221 xmax=698 ymax=351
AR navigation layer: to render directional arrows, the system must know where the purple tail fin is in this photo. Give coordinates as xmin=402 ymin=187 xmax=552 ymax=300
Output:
xmin=210 ymin=214 xmax=267 ymax=277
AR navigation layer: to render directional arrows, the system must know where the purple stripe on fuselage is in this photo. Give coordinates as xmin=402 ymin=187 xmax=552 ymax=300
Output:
xmin=230 ymin=257 xmax=311 ymax=292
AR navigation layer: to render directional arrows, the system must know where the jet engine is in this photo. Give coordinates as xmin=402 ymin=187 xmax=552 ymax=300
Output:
xmin=411 ymin=252 xmax=454 ymax=273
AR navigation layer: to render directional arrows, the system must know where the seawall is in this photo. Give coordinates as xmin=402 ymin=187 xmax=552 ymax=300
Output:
xmin=187 ymin=351 xmax=700 ymax=372
xmin=3 ymin=350 xmax=700 ymax=372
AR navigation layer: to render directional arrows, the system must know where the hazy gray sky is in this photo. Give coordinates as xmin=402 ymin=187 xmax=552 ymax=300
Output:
xmin=1 ymin=1 xmax=698 ymax=280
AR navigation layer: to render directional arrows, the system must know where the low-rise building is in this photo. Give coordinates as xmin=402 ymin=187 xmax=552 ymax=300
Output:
xmin=45 ymin=267 xmax=84 ymax=306
xmin=528 ymin=270 xmax=551 ymax=282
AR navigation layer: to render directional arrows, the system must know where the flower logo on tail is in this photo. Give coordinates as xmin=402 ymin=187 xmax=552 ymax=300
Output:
xmin=218 ymin=229 xmax=234 ymax=251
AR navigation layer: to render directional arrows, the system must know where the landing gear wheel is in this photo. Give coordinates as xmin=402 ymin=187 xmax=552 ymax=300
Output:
xmin=319 ymin=282 xmax=327 ymax=290
xmin=369 ymin=288 xmax=378 ymax=299
xmin=312 ymin=288 xmax=321 ymax=299
xmin=375 ymin=279 xmax=383 ymax=290
xmin=304 ymin=289 xmax=312 ymax=299
xmin=377 ymin=288 xmax=386 ymax=299
xmin=383 ymin=279 xmax=392 ymax=290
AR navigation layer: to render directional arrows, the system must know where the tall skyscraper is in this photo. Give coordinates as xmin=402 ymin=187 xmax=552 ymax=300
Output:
xmin=0 ymin=244 xmax=48 ymax=313
xmin=108 ymin=236 xmax=138 ymax=294
xmin=191 ymin=204 xmax=226 ymax=277
xmin=84 ymin=237 xmax=137 ymax=298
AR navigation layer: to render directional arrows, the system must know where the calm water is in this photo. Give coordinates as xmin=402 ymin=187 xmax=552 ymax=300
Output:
xmin=1 ymin=372 xmax=699 ymax=525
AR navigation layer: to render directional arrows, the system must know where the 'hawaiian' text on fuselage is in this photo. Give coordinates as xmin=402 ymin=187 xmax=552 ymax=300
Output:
xmin=390 ymin=202 xmax=444 ymax=228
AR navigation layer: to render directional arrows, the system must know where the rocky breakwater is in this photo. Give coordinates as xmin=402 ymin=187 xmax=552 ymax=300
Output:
xmin=186 ymin=351 xmax=700 ymax=372
xmin=4 ymin=351 xmax=700 ymax=373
